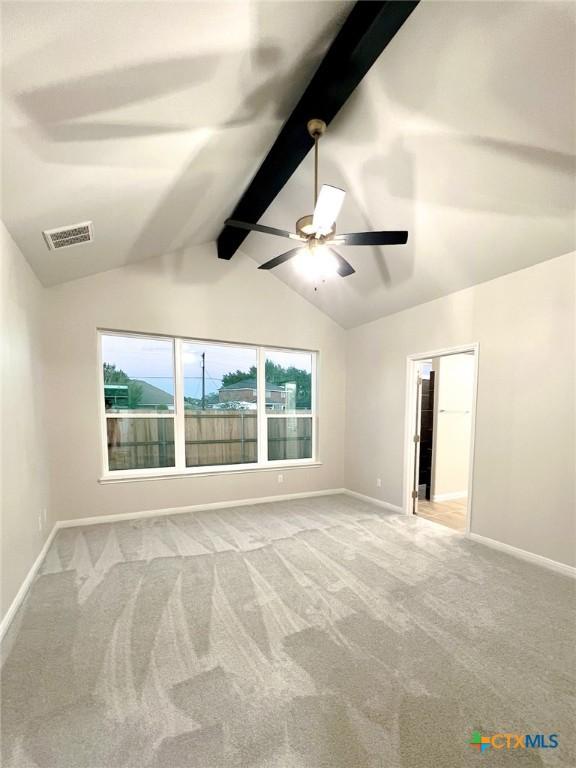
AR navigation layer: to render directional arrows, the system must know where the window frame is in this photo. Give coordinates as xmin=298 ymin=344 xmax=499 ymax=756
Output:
xmin=99 ymin=331 xmax=178 ymax=476
xmin=98 ymin=330 xmax=319 ymax=480
xmin=261 ymin=347 xmax=316 ymax=464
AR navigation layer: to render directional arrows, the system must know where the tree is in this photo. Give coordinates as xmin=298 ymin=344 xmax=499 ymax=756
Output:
xmin=264 ymin=360 xmax=311 ymax=409
xmin=221 ymin=366 xmax=257 ymax=387
xmin=103 ymin=363 xmax=143 ymax=408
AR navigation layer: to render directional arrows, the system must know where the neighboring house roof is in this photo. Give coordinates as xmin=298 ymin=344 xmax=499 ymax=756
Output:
xmin=132 ymin=379 xmax=173 ymax=406
xmin=220 ymin=378 xmax=284 ymax=392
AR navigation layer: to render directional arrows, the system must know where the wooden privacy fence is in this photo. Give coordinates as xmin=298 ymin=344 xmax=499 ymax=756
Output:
xmin=107 ymin=412 xmax=312 ymax=470
xmin=107 ymin=417 xmax=175 ymax=470
xmin=185 ymin=412 xmax=257 ymax=466
xmin=267 ymin=416 xmax=312 ymax=461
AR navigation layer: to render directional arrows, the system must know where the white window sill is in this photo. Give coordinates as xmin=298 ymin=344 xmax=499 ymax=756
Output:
xmin=99 ymin=460 xmax=323 ymax=484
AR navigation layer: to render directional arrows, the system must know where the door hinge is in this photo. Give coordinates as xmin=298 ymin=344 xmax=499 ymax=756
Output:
xmin=411 ymin=490 xmax=418 ymax=500
xmin=413 ymin=434 xmax=420 ymax=443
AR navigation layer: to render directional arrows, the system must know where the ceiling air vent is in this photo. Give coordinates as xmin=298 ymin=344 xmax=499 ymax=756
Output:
xmin=42 ymin=221 xmax=93 ymax=250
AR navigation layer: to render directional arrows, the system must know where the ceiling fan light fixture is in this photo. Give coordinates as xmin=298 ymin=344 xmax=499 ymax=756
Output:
xmin=296 ymin=215 xmax=317 ymax=237
xmin=225 ymin=118 xmax=408 ymax=278
xmin=294 ymin=243 xmax=338 ymax=282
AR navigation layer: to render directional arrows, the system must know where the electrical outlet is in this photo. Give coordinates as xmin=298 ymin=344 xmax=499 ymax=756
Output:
xmin=376 ymin=478 xmax=382 ymax=488
xmin=277 ymin=474 xmax=284 ymax=484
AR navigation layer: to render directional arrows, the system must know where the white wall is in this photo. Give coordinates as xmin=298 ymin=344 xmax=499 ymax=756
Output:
xmin=43 ymin=244 xmax=346 ymax=522
xmin=0 ymin=222 xmax=51 ymax=622
xmin=431 ymin=354 xmax=474 ymax=500
xmin=345 ymin=253 xmax=575 ymax=567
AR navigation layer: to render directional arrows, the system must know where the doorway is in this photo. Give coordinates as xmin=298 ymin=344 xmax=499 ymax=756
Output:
xmin=404 ymin=345 xmax=479 ymax=534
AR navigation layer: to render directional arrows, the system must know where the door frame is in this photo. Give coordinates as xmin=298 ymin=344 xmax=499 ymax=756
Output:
xmin=403 ymin=343 xmax=480 ymax=535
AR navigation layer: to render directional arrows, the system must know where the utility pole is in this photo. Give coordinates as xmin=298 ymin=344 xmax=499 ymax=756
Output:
xmin=201 ymin=352 xmax=206 ymax=410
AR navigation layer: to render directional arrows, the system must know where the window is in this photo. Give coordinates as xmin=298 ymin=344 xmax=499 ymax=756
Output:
xmin=265 ymin=349 xmax=313 ymax=461
xmin=99 ymin=332 xmax=317 ymax=477
xmin=182 ymin=341 xmax=258 ymax=468
xmin=102 ymin=335 xmax=175 ymax=471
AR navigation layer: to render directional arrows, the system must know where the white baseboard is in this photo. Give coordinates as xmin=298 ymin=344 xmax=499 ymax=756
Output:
xmin=56 ymin=488 xmax=348 ymax=528
xmin=467 ymin=532 xmax=576 ymax=578
xmin=432 ymin=491 xmax=467 ymax=502
xmin=0 ymin=524 xmax=59 ymax=643
xmin=344 ymin=489 xmax=404 ymax=515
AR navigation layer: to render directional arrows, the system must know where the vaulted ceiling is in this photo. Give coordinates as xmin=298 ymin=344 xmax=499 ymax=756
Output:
xmin=2 ymin=1 xmax=575 ymax=328
xmin=1 ymin=0 xmax=352 ymax=282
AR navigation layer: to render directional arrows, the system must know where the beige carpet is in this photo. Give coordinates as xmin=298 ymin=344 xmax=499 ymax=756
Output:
xmin=1 ymin=494 xmax=574 ymax=767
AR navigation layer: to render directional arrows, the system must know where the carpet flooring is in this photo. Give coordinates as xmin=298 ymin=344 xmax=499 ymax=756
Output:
xmin=1 ymin=494 xmax=574 ymax=767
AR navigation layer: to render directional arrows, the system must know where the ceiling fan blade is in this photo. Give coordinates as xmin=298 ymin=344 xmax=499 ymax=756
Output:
xmin=333 ymin=231 xmax=408 ymax=246
xmin=258 ymin=248 xmax=303 ymax=271
xmin=329 ymin=249 xmax=355 ymax=277
xmin=226 ymin=219 xmax=303 ymax=241
xmin=312 ymin=185 xmax=346 ymax=234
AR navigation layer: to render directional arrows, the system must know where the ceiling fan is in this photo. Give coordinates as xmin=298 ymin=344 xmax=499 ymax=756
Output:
xmin=225 ymin=118 xmax=408 ymax=279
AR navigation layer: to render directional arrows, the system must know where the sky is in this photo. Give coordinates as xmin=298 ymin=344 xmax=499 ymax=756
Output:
xmin=102 ymin=335 xmax=311 ymax=398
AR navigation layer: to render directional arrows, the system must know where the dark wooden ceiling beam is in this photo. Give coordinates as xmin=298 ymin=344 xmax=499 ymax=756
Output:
xmin=217 ymin=0 xmax=419 ymax=260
